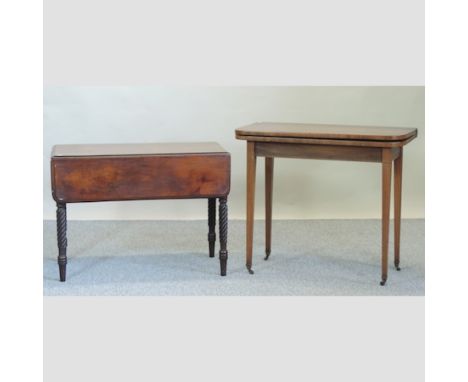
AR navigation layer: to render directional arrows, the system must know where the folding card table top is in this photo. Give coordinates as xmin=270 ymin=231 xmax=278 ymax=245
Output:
xmin=235 ymin=122 xmax=417 ymax=285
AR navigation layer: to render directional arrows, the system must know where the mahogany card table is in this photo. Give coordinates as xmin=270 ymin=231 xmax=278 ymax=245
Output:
xmin=50 ymin=142 xmax=230 ymax=281
xmin=235 ymin=122 xmax=417 ymax=285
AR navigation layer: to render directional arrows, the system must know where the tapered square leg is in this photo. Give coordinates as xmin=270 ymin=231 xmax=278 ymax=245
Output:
xmin=56 ymin=203 xmax=67 ymax=282
xmin=265 ymin=157 xmax=274 ymax=260
xmin=208 ymin=198 xmax=216 ymax=257
xmin=394 ymin=149 xmax=403 ymax=271
xmin=218 ymin=197 xmax=228 ymax=276
xmin=381 ymin=149 xmax=392 ymax=286
xmin=246 ymin=142 xmax=256 ymax=274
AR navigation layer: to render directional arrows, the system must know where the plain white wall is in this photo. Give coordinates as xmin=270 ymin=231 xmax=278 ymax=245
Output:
xmin=43 ymin=86 xmax=424 ymax=220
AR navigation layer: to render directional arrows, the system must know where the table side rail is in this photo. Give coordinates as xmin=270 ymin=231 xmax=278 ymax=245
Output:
xmin=255 ymin=142 xmax=384 ymax=163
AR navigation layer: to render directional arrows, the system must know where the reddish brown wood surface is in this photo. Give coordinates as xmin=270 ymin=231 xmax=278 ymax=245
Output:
xmin=52 ymin=154 xmax=230 ymax=203
xmin=235 ymin=132 xmax=416 ymax=148
xmin=236 ymin=122 xmax=417 ymax=142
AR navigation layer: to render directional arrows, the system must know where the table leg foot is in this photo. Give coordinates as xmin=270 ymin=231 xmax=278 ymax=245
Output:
xmin=394 ymin=261 xmax=401 ymax=271
xmin=209 ymin=244 xmax=215 ymax=258
xmin=380 ymin=278 xmax=387 ymax=286
xmin=246 ymin=265 xmax=254 ymax=275
xmin=264 ymin=250 xmax=271 ymax=260
xmin=220 ymin=254 xmax=227 ymax=276
xmin=59 ymin=264 xmax=67 ymax=282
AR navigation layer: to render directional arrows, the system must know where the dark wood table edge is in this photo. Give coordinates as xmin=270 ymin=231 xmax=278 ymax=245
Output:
xmin=235 ymin=131 xmax=417 ymax=148
xmin=235 ymin=124 xmax=417 ymax=141
xmin=51 ymin=151 xmax=231 ymax=159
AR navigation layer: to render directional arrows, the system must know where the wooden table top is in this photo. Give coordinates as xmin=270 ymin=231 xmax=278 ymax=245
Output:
xmin=236 ymin=122 xmax=417 ymax=142
xmin=52 ymin=142 xmax=228 ymax=157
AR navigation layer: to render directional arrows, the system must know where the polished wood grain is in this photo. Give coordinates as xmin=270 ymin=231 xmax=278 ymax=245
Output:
xmin=236 ymin=122 xmax=417 ymax=142
xmin=237 ymin=122 xmax=417 ymax=285
xmin=52 ymin=154 xmax=230 ymax=203
xmin=265 ymin=157 xmax=274 ymax=260
xmin=236 ymin=133 xmax=416 ymax=148
xmin=394 ymin=149 xmax=403 ymax=271
xmin=246 ymin=142 xmax=256 ymax=274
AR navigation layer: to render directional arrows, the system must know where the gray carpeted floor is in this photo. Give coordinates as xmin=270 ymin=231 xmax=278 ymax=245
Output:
xmin=43 ymin=219 xmax=424 ymax=296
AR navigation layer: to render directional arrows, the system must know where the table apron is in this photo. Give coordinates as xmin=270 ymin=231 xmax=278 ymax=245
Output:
xmin=255 ymin=142 xmax=401 ymax=163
